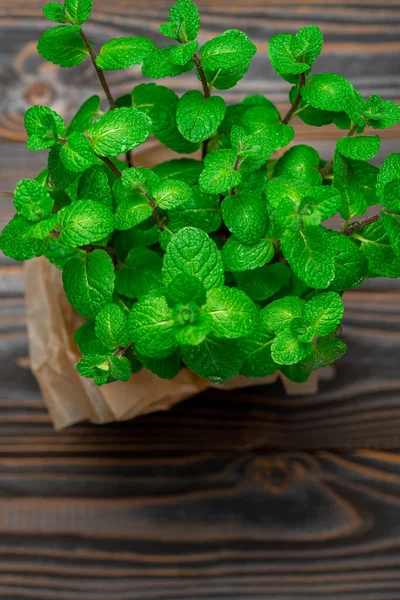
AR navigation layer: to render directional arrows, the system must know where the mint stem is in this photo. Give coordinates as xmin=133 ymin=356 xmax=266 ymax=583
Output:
xmin=282 ymin=72 xmax=306 ymax=125
xmin=320 ymin=124 xmax=358 ymax=177
xmin=50 ymin=230 xmax=120 ymax=269
xmin=343 ymin=210 xmax=384 ymax=236
xmin=229 ymin=157 xmax=241 ymax=195
xmin=79 ymin=29 xmax=134 ymax=167
xmin=79 ymin=29 xmax=116 ymax=109
xmin=193 ymin=53 xmax=211 ymax=160
xmin=144 ymin=192 xmax=162 ymax=228
xmin=97 ymin=156 xmax=122 ymax=179
xmin=114 ymin=343 xmax=132 ymax=357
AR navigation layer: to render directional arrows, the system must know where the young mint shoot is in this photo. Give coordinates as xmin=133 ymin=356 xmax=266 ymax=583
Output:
xmin=2 ymin=0 xmax=400 ymax=386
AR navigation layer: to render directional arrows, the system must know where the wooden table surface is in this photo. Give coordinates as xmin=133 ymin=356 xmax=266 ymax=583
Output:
xmin=1 ymin=0 xmax=400 ymax=598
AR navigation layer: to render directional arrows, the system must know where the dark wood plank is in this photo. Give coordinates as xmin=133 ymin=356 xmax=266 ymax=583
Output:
xmin=0 ymin=451 xmax=400 ymax=598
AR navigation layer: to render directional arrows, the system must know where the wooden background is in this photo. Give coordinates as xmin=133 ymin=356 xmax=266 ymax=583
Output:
xmin=1 ymin=0 xmax=400 ymax=598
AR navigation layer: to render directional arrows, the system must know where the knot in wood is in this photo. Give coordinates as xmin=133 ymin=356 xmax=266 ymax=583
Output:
xmin=247 ymin=457 xmax=291 ymax=493
xmin=24 ymin=82 xmax=54 ymax=106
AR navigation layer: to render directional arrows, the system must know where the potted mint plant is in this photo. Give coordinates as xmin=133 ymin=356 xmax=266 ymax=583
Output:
xmin=2 ymin=0 xmax=400 ymax=395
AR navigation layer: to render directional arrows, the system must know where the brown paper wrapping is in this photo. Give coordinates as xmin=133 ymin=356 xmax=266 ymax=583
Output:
xmin=24 ymin=141 xmax=319 ymax=430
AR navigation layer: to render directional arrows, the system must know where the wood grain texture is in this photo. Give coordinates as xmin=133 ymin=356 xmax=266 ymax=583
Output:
xmin=1 ymin=0 xmax=400 ymax=598
xmin=0 ymin=451 xmax=400 ymax=598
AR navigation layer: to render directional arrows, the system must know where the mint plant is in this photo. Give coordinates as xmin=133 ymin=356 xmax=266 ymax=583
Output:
xmin=2 ymin=0 xmax=400 ymax=386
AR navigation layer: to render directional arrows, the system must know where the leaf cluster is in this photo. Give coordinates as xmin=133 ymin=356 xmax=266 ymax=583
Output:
xmin=1 ymin=0 xmax=400 ymax=385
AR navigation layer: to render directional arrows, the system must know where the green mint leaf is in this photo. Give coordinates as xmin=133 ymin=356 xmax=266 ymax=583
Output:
xmin=153 ymin=158 xmax=203 ymax=186
xmin=234 ymin=262 xmax=291 ymax=302
xmin=301 ymin=73 xmax=354 ymax=112
xmin=88 ymin=107 xmax=152 ymax=157
xmin=204 ymin=286 xmax=257 ymax=339
xmin=325 ymin=230 xmax=368 ymax=291
xmin=44 ymin=237 xmax=81 ymax=269
xmin=376 ymin=153 xmax=400 ymax=213
xmin=271 ymin=330 xmax=313 ymax=365
xmin=115 ymin=248 xmax=162 ymax=299
xmin=25 ymin=105 xmax=66 ymax=150
xmin=271 ymin=328 xmax=313 ymax=366
xmin=112 ymin=226 xmax=159 ymax=260
xmin=13 ymin=179 xmax=53 ymax=222
xmin=299 ymin=187 xmax=341 ymax=226
xmin=300 ymin=337 xmax=347 ymax=373
xmin=266 ymin=177 xmax=309 ymax=209
xmin=169 ymin=40 xmax=199 ymax=66
xmin=159 ymin=0 xmax=200 ymax=43
xmin=281 ymin=225 xmax=335 ymax=288
xmin=165 ymin=273 xmax=207 ymax=307
xmin=180 ymin=335 xmax=243 ymax=382
xmin=261 ymin=296 xmax=306 ymax=332
xmin=289 ymin=86 xmax=335 ymax=127
xmin=333 ymin=152 xmax=378 ymax=219
xmin=68 ymin=95 xmax=100 ymax=134
xmin=152 ymin=179 xmax=192 ymax=210
xmin=62 ymin=249 xmax=115 ymax=319
xmin=60 ymin=132 xmax=96 ymax=172
xmin=47 ymin=145 xmax=78 ymax=190
xmin=64 ymin=0 xmax=92 ymax=25
xmin=177 ymin=91 xmax=226 ymax=143
xmin=0 ymin=215 xmax=46 ymax=261
xmin=268 ymin=25 xmax=323 ymax=80
xmin=114 ymin=166 xmax=159 ymax=200
xmin=355 ymin=220 xmax=400 ymax=278
xmin=199 ymin=150 xmax=242 ymax=194
xmin=336 ymin=135 xmax=380 ymax=161
xmin=77 ymin=353 xmax=110 ymax=385
xmin=142 ymin=46 xmax=194 ymax=79
xmin=167 ymin=186 xmax=221 ymax=234
xmin=77 ymin=165 xmax=113 ymax=208
xmin=237 ymin=169 xmax=268 ymax=199
xmin=43 ymin=2 xmax=68 ymax=23
xmin=219 ymin=101 xmax=262 ymax=133
xmin=128 ymin=293 xmax=178 ymax=358
xmin=200 ymin=29 xmax=256 ymax=73
xmin=221 ymin=236 xmax=275 ymax=272
xmin=381 ymin=211 xmax=400 ymax=257
xmin=263 ymin=123 xmax=295 ymax=154
xmin=269 ymin=196 xmax=304 ymax=236
xmin=136 ymin=351 xmax=181 ymax=379
xmin=56 ymin=199 xmax=115 ymax=246
xmin=201 ymin=66 xmax=247 ymax=92
xmin=305 ymin=291 xmax=343 ymax=336
xmin=75 ymin=321 xmax=108 ymax=355
xmin=37 ymin=26 xmax=89 ymax=67
xmin=96 ymin=37 xmax=156 ymax=70
xmin=95 ymin=303 xmax=130 ymax=350
xmin=115 ymin=195 xmax=152 ymax=230
xmin=162 ymin=227 xmax=224 ymax=291
xmin=108 ymin=355 xmax=132 ymax=382
xmin=173 ymin=303 xmax=212 ymax=346
xmin=131 ymin=84 xmax=199 ymax=155
xmin=28 ymin=215 xmax=58 ymax=240
xmin=239 ymin=104 xmax=280 ymax=133
xmin=230 ymin=126 xmax=272 ymax=173
xmin=238 ymin=321 xmax=277 ymax=378
xmin=365 ymin=95 xmax=400 ymax=129
xmin=221 ymin=191 xmax=268 ymax=244
xmin=274 ymin=144 xmax=322 ymax=185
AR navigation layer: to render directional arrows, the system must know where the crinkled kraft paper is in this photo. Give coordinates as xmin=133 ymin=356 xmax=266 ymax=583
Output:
xmin=24 ymin=142 xmax=318 ymax=430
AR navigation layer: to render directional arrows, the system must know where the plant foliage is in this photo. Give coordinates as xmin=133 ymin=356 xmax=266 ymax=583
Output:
xmin=1 ymin=0 xmax=400 ymax=385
